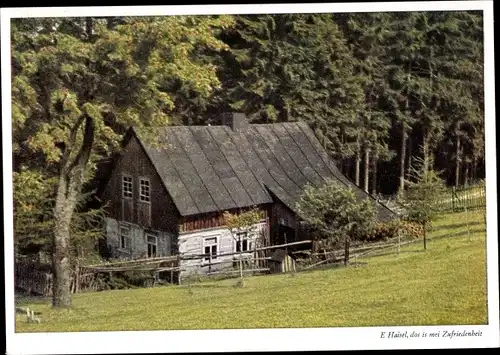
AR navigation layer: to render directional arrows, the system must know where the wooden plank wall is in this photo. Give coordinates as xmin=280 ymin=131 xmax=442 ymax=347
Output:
xmin=179 ymin=206 xmax=269 ymax=233
xmin=102 ymin=135 xmax=180 ymax=234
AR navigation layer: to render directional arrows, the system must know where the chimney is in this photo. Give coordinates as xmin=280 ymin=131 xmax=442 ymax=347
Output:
xmin=221 ymin=112 xmax=249 ymax=131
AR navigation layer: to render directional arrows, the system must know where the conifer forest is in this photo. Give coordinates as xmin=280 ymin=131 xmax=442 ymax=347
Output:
xmin=11 ymin=12 xmax=485 ymax=282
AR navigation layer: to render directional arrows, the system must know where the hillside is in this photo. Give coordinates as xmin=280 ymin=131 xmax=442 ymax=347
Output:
xmin=15 ymin=210 xmax=487 ymax=332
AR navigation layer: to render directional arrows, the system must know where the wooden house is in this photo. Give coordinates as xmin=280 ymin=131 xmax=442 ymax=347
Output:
xmin=98 ymin=113 xmax=395 ymax=277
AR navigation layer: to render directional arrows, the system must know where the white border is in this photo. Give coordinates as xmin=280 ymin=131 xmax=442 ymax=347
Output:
xmin=0 ymin=2 xmax=492 ymax=17
xmin=2 ymin=2 xmax=498 ymax=354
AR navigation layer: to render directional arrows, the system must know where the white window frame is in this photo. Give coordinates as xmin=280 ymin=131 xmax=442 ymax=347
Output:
xmin=119 ymin=224 xmax=131 ymax=252
xmin=202 ymin=235 xmax=219 ymax=263
xmin=139 ymin=177 xmax=151 ymax=204
xmin=235 ymin=231 xmax=253 ymax=253
xmin=146 ymin=232 xmax=157 ymax=258
xmin=122 ymin=174 xmax=133 ymax=199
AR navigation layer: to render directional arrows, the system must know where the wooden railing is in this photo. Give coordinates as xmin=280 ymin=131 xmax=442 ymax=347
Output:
xmin=14 ymin=240 xmax=314 ymax=294
xmin=15 ymin=262 xmax=52 ymax=296
xmin=437 ymin=182 xmax=486 ymax=213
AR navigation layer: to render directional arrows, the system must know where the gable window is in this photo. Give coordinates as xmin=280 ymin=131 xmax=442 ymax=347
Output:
xmin=139 ymin=178 xmax=151 ymax=203
xmin=236 ymin=232 xmax=252 ymax=252
xmin=203 ymin=236 xmax=218 ymax=261
xmin=147 ymin=233 xmax=157 ymax=258
xmin=122 ymin=175 xmax=133 ymax=199
xmin=120 ymin=225 xmax=131 ymax=251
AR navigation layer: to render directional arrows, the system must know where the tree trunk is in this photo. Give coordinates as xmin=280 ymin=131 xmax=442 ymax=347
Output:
xmin=472 ymin=155 xmax=477 ymax=182
xmin=52 ymin=114 xmax=95 ymax=308
xmin=399 ymin=123 xmax=407 ymax=193
xmin=422 ymin=128 xmax=430 ymax=173
xmin=464 ymin=161 xmax=469 ymax=187
xmin=455 ymin=135 xmax=461 ymax=187
xmin=423 ymin=222 xmax=427 ymax=250
xmin=425 ymin=47 xmax=433 ymax=175
xmin=400 ymin=62 xmax=412 ymax=194
xmin=340 ymin=133 xmax=345 ymax=174
xmin=355 ymin=152 xmax=361 ymax=186
xmin=407 ymin=135 xmax=413 ymax=176
xmin=52 ymin=176 xmax=78 ymax=307
xmin=364 ymin=146 xmax=370 ymax=193
xmin=86 ymin=17 xmax=93 ymax=39
xmin=372 ymin=155 xmax=378 ymax=196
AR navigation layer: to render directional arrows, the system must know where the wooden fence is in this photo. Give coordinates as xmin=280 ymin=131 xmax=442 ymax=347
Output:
xmin=15 ymin=228 xmax=460 ymax=295
xmin=14 ymin=240 xmax=314 ymax=296
xmin=179 ymin=240 xmax=312 ymax=284
xmin=437 ymin=182 xmax=486 ymax=213
xmin=15 ymin=262 xmax=52 ymax=296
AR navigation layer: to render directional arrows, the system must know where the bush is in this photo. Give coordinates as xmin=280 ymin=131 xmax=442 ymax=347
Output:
xmin=356 ymin=219 xmax=425 ymax=243
xmin=99 ymin=270 xmax=154 ymax=290
xmin=296 ymin=179 xmax=376 ymax=246
xmin=359 ymin=221 xmax=400 ymax=242
xmin=400 ymin=220 xmax=425 ymax=239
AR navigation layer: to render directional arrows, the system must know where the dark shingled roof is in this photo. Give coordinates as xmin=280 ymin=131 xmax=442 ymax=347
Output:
xmin=133 ymin=119 xmax=395 ymax=222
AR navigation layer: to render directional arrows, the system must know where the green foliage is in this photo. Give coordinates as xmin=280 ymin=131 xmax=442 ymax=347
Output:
xmin=105 ymin=270 xmax=154 ymax=290
xmin=400 ymin=155 xmax=447 ymax=226
xmin=209 ymin=11 xmax=484 ymax=191
xmin=11 ymin=12 xmax=485 ymax=281
xmin=13 ymin=168 xmax=55 ymax=253
xmin=361 ymin=220 xmax=400 ymax=242
xmin=12 ymin=16 xmax=234 ymax=170
xmin=400 ymin=220 xmax=426 ymax=239
xmin=223 ymin=208 xmax=262 ymax=232
xmin=214 ymin=14 xmax=365 ymax=161
xmin=296 ymin=179 xmax=377 ymax=246
xmin=223 ymin=208 xmax=262 ymax=284
xmin=360 ymin=220 xmax=424 ymax=242
xmin=13 ymin=167 xmax=105 ymax=264
xmin=11 ymin=16 xmax=235 ymax=270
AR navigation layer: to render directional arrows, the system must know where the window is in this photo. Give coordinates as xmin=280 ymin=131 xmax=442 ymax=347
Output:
xmin=120 ymin=225 xmax=131 ymax=250
xmin=236 ymin=232 xmax=252 ymax=252
xmin=147 ymin=233 xmax=157 ymax=258
xmin=203 ymin=236 xmax=218 ymax=261
xmin=139 ymin=178 xmax=151 ymax=203
xmin=122 ymin=175 xmax=133 ymax=199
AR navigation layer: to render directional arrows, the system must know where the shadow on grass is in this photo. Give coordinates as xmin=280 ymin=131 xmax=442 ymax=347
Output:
xmin=431 ymin=228 xmax=486 ymax=241
xmin=357 ymin=249 xmax=426 ymax=260
xmin=398 ymin=249 xmax=426 ymax=254
xmin=181 ymin=283 xmax=239 ymax=289
xmin=295 ymin=261 xmax=370 ymax=274
xmin=432 ymin=221 xmax=484 ymax=231
xmin=15 ymin=294 xmax=51 ymax=306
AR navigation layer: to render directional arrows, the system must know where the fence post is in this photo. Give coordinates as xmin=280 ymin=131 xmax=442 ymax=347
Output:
xmin=451 ymin=187 xmax=455 ymax=212
xmin=397 ymin=225 xmax=401 ymax=255
xmin=344 ymin=236 xmax=350 ymax=266
xmin=177 ymin=255 xmax=182 ymax=285
xmin=465 ymin=203 xmax=471 ymax=241
xmin=75 ymin=262 xmax=80 ymax=294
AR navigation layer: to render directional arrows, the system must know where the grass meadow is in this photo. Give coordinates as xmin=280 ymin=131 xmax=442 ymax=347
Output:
xmin=15 ymin=210 xmax=487 ymax=332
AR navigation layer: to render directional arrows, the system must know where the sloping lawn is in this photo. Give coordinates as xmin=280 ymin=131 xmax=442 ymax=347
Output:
xmin=15 ymin=210 xmax=487 ymax=332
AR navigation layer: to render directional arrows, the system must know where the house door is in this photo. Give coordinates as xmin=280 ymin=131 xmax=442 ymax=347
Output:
xmin=276 ymin=224 xmax=296 ymax=245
